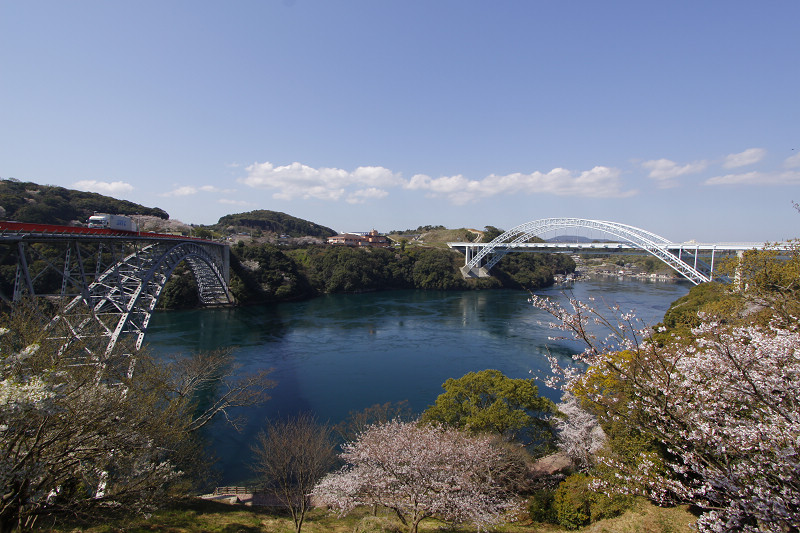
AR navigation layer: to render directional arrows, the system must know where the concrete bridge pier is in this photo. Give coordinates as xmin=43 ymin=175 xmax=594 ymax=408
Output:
xmin=460 ymin=265 xmax=491 ymax=278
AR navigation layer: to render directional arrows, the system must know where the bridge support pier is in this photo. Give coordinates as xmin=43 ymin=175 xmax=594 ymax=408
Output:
xmin=460 ymin=265 xmax=492 ymax=278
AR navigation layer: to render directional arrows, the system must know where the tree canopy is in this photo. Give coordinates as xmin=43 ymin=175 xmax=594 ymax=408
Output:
xmin=312 ymin=420 xmax=521 ymax=533
xmin=0 ymin=178 xmax=168 ymax=225
xmin=216 ymin=209 xmax=336 ymax=238
xmin=421 ymin=369 xmax=555 ymax=446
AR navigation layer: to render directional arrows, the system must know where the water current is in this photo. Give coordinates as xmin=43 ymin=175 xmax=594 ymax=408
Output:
xmin=146 ymin=276 xmax=691 ymax=484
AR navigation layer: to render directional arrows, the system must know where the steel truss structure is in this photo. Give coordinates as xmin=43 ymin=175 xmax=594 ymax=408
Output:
xmin=0 ymin=224 xmax=232 ymax=356
xmin=459 ymin=218 xmax=743 ymax=285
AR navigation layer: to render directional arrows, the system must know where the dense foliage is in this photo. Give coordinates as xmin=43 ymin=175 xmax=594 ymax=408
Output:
xmin=420 ymin=369 xmax=555 ymax=446
xmin=214 ymin=243 xmax=575 ymax=308
xmin=156 ymin=262 xmax=200 ymax=309
xmin=228 ymin=242 xmax=314 ymax=304
xmin=216 ymin=210 xmax=336 ymax=238
xmin=493 ymin=252 xmax=575 ymax=290
xmin=0 ymin=178 xmax=168 ymax=225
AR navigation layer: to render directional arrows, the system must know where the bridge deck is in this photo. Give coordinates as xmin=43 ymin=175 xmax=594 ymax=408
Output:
xmin=447 ymin=241 xmax=770 ymax=253
xmin=0 ymin=220 xmax=220 ymax=244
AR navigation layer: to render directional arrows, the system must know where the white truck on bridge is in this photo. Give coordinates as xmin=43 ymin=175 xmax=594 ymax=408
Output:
xmin=87 ymin=213 xmax=138 ymax=232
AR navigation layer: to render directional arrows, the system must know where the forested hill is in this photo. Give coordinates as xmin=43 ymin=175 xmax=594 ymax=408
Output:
xmin=0 ymin=179 xmax=576 ymax=310
xmin=216 ymin=210 xmax=336 ymax=238
xmin=0 ymin=178 xmax=168 ymax=225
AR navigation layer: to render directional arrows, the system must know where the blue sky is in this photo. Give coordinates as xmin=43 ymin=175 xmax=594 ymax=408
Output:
xmin=1 ymin=1 xmax=798 ymax=242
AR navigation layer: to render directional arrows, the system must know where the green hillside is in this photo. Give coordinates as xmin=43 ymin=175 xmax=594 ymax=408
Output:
xmin=0 ymin=178 xmax=168 ymax=225
xmin=215 ymin=209 xmax=337 ymax=238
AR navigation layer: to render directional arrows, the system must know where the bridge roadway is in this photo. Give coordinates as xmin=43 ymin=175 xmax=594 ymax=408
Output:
xmin=448 ymin=240 xmax=766 ymax=253
xmin=0 ymin=220 xmax=232 ymax=356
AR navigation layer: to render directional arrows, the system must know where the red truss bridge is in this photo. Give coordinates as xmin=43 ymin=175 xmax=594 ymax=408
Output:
xmin=0 ymin=221 xmax=232 ymax=356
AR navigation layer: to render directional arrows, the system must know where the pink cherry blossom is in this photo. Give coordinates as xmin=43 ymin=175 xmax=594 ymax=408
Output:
xmin=312 ymin=419 xmax=521 ymax=533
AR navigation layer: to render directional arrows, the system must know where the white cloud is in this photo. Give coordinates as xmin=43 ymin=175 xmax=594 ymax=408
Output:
xmin=641 ymin=158 xmax=707 ymax=187
xmin=704 ymin=169 xmax=800 ymax=186
xmin=785 ymin=152 xmax=800 ymax=169
xmin=723 ymin=148 xmax=766 ymax=169
xmin=240 ymin=162 xmax=404 ymax=201
xmin=73 ymin=180 xmax=134 ymax=195
xmin=239 ymin=161 xmax=636 ymax=205
xmin=346 ymin=188 xmax=389 ymax=204
xmin=406 ymin=166 xmax=635 ymax=205
xmin=162 ymin=186 xmax=199 ymax=197
xmin=218 ymin=198 xmax=255 ymax=206
xmin=161 ymin=185 xmax=236 ymax=197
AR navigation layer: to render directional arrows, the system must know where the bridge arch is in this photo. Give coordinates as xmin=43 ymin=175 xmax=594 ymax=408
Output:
xmin=50 ymin=240 xmax=232 ymax=356
xmin=463 ymin=218 xmax=713 ymax=285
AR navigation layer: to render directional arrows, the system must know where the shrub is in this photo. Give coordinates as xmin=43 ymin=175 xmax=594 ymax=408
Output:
xmin=527 ymin=489 xmax=556 ymax=523
xmin=553 ymin=474 xmax=592 ymax=530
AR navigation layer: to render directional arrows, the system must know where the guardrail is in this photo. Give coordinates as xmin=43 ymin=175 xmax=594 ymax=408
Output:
xmin=213 ymin=486 xmax=257 ymax=495
xmin=0 ymin=220 xmax=217 ymax=243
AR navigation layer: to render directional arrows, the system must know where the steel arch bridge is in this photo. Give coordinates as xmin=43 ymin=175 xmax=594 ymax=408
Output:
xmin=0 ymin=221 xmax=233 ymax=356
xmin=453 ymin=218 xmax=762 ymax=285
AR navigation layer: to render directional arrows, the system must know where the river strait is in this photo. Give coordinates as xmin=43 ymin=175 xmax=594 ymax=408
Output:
xmin=146 ymin=277 xmax=691 ymax=484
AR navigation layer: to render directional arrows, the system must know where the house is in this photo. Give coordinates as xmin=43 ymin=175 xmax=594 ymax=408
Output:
xmin=327 ymin=229 xmax=391 ymax=248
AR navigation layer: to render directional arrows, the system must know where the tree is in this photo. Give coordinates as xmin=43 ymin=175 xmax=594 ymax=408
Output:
xmin=420 ymin=369 xmax=555 ymax=446
xmin=251 ymin=413 xmax=337 ymax=533
xmin=161 ymin=348 xmax=275 ymax=433
xmin=530 ymin=292 xmax=800 ymax=532
xmin=312 ymin=420 xmax=521 ymax=533
xmin=157 ymin=261 xmax=200 ymax=309
xmin=720 ymin=239 xmax=800 ymax=325
xmin=553 ymin=393 xmax=606 ymax=472
xmin=0 ymin=303 xmax=274 ymax=532
xmin=410 ymin=249 xmax=465 ymax=290
xmin=482 ymin=226 xmax=504 ymax=242
xmin=0 ymin=326 xmax=187 ymax=532
xmin=493 ymin=253 xmax=575 ymax=290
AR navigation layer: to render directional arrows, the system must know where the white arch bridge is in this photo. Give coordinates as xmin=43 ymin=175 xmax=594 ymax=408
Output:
xmin=0 ymin=221 xmax=232 ymax=356
xmin=448 ymin=218 xmax=779 ymax=285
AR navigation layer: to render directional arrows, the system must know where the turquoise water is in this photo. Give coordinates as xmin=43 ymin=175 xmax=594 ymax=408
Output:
xmin=146 ymin=277 xmax=690 ymax=483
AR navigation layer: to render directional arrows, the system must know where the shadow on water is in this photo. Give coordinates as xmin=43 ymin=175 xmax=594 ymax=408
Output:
xmin=146 ymin=279 xmax=691 ymax=484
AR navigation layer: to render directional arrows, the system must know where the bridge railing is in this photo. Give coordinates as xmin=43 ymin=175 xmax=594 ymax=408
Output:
xmin=0 ymin=221 xmax=219 ymax=243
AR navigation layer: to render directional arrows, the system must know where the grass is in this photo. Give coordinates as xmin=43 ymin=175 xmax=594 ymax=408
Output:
xmin=37 ymin=498 xmax=696 ymax=533
xmin=387 ymin=228 xmax=482 ymax=249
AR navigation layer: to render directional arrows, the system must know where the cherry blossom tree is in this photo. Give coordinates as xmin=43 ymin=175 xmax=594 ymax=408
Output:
xmin=530 ymin=293 xmax=800 ymax=532
xmin=0 ymin=303 xmax=274 ymax=533
xmin=553 ymin=393 xmax=606 ymax=472
xmin=0 ymin=328 xmax=186 ymax=533
xmin=312 ymin=420 xmax=521 ymax=533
